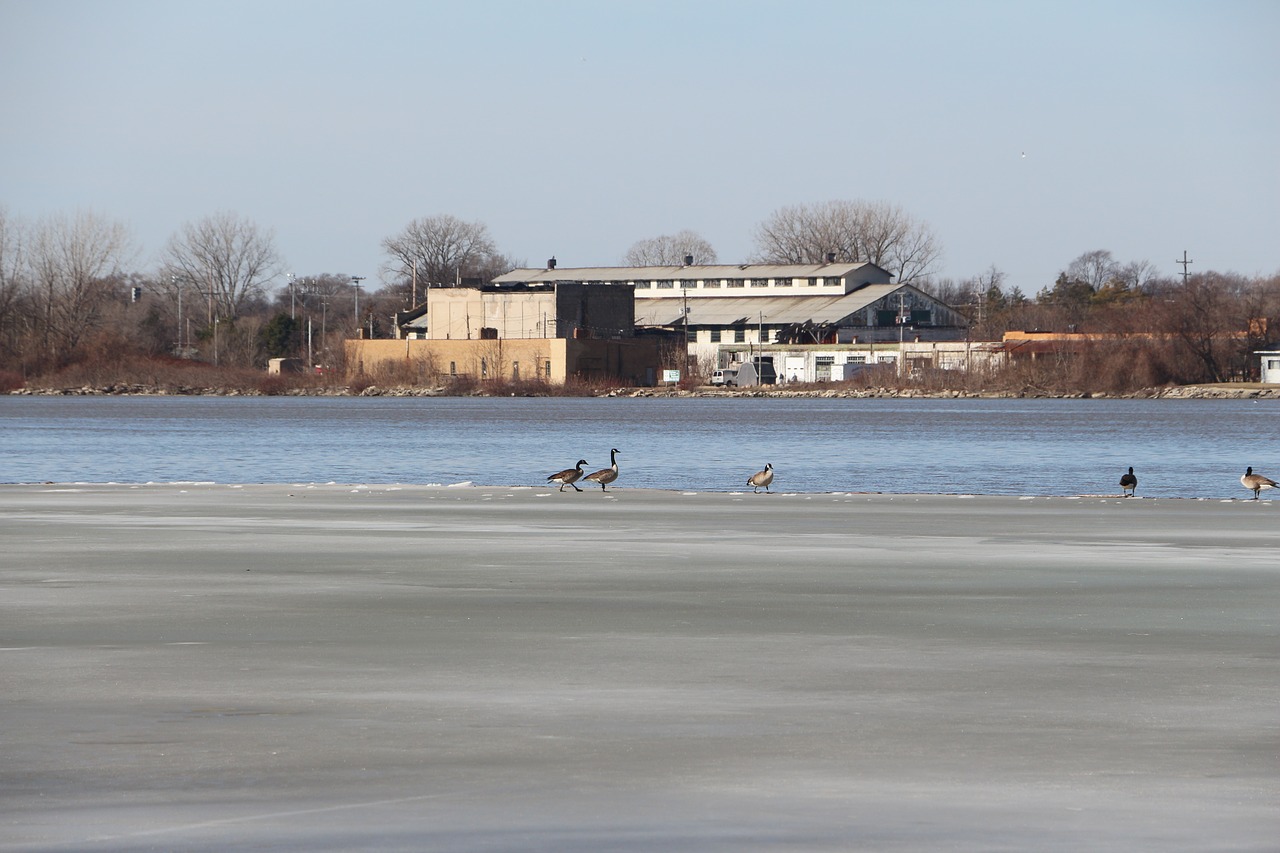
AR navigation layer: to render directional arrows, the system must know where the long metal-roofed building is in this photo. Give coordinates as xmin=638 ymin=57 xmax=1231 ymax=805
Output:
xmin=491 ymin=258 xmax=968 ymax=346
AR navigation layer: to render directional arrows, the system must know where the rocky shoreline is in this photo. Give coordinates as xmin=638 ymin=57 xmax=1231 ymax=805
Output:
xmin=9 ymin=382 xmax=1280 ymax=399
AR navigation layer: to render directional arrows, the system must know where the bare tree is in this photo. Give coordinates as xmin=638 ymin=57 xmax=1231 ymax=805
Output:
xmin=1117 ymin=259 xmax=1159 ymax=294
xmin=161 ymin=212 xmax=282 ymax=321
xmin=0 ymin=207 xmax=25 ymax=361
xmin=380 ymin=215 xmax=502 ymax=290
xmin=751 ymin=200 xmax=940 ymax=284
xmin=1153 ymin=272 xmax=1252 ymax=383
xmin=1064 ymin=250 xmax=1120 ymax=291
xmin=623 ymin=230 xmax=718 ymax=265
xmin=24 ymin=210 xmax=135 ymax=363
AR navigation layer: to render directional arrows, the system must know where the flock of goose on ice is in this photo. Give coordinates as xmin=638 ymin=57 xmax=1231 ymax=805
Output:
xmin=547 ymin=455 xmax=1279 ymax=499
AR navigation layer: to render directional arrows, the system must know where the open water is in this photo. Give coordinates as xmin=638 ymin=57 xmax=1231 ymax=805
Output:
xmin=1 ymin=395 xmax=1278 ymax=498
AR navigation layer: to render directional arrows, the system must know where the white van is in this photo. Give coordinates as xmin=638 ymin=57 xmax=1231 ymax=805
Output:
xmin=710 ymin=368 xmax=738 ymax=386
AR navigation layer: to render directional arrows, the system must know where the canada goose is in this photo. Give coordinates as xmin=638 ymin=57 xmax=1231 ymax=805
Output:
xmin=1241 ymin=466 xmax=1277 ymax=500
xmin=548 ymin=459 xmax=588 ymax=492
xmin=747 ymin=462 xmax=774 ymax=493
xmin=1119 ymin=466 xmax=1137 ymax=497
xmin=584 ymin=448 xmax=620 ymax=491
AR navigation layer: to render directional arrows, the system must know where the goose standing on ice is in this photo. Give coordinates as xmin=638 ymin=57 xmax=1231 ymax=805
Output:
xmin=747 ymin=463 xmax=774 ymax=493
xmin=548 ymin=459 xmax=588 ymax=492
xmin=584 ymin=448 xmax=620 ymax=491
xmin=1119 ymin=466 xmax=1138 ymax=497
xmin=1241 ymin=466 xmax=1277 ymax=500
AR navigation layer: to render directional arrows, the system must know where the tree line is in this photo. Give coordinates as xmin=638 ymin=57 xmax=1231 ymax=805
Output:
xmin=1 ymin=202 xmax=1276 ymax=390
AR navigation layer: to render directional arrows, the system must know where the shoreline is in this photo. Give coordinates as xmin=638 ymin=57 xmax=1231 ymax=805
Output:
xmin=9 ymin=382 xmax=1280 ymax=399
xmin=5 ymin=481 xmax=1277 ymax=501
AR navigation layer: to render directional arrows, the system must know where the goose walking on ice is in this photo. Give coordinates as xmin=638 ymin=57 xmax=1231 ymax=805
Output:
xmin=584 ymin=448 xmax=620 ymax=491
xmin=1119 ymin=466 xmax=1138 ymax=497
xmin=548 ymin=459 xmax=588 ymax=492
xmin=747 ymin=463 xmax=774 ymax=493
xmin=1241 ymin=466 xmax=1277 ymax=500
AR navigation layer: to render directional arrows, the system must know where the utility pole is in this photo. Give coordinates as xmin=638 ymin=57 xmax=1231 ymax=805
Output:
xmin=682 ymin=285 xmax=690 ymax=378
xmin=351 ymin=276 xmax=366 ymax=327
xmin=897 ymin=292 xmax=908 ymax=379
xmin=171 ymin=275 xmax=184 ymax=353
xmin=1176 ymin=251 xmax=1194 ymax=283
xmin=286 ymin=273 xmax=296 ymax=319
xmin=758 ymin=311 xmax=764 ymax=381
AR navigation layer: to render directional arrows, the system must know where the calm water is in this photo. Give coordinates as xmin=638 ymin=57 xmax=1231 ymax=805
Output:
xmin=1 ymin=395 xmax=1278 ymax=498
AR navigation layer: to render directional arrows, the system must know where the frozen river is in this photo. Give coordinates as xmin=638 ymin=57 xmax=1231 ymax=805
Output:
xmin=2 ymin=483 xmax=1277 ymax=851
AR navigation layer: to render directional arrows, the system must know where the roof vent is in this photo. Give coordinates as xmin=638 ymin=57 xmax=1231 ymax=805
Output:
xmin=684 ymin=254 xmax=693 ymax=266
xmin=826 ymin=252 xmax=836 ymax=264
xmin=547 ymin=256 xmax=557 ymax=270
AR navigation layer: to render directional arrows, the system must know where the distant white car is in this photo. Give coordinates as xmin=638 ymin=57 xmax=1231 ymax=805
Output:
xmin=710 ymin=368 xmax=738 ymax=386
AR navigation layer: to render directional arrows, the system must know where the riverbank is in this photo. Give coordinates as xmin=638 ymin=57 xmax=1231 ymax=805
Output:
xmin=3 ymin=483 xmax=1276 ymax=851
xmin=9 ymin=382 xmax=1280 ymax=399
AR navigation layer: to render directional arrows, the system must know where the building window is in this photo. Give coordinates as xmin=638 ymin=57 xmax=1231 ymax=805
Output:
xmin=686 ymin=327 xmax=697 ymax=343
xmin=710 ymin=329 xmax=721 ymax=342
xmin=773 ymin=278 xmax=791 ymax=287
xmin=806 ymin=277 xmax=818 ymax=286
xmin=636 ymin=281 xmax=651 ymax=289
xmin=545 ymin=360 xmax=553 ymax=379
xmin=512 ymin=361 xmax=519 ymax=379
xmin=733 ymin=328 xmax=745 ymax=343
xmin=705 ymin=279 xmax=722 ymax=288
xmin=481 ymin=358 xmax=488 ymax=379
xmin=727 ymin=279 xmax=745 ymax=288
xmin=815 ymin=355 xmax=835 ymax=382
xmin=657 ymin=280 xmax=674 ymax=289
xmin=449 ymin=361 xmax=457 ymax=376
xmin=750 ymin=278 xmax=768 ymax=288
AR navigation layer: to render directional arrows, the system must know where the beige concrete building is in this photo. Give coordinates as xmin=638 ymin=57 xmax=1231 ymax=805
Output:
xmin=345 ymin=337 xmax=664 ymax=386
xmin=348 ymin=282 xmax=665 ymax=385
xmin=403 ymin=282 xmax=635 ymax=342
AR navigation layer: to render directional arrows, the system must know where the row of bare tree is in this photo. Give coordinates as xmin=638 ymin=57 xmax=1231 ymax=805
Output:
xmin=2 ymin=202 xmax=1277 ymax=388
xmin=927 ymin=251 xmax=1280 ymax=384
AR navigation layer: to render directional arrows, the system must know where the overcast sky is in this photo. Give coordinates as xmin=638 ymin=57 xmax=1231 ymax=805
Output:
xmin=2 ymin=0 xmax=1276 ymax=295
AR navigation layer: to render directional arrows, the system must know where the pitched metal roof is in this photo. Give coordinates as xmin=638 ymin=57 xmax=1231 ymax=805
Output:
xmin=491 ymin=261 xmax=891 ymax=284
xmin=635 ymin=284 xmax=909 ymax=327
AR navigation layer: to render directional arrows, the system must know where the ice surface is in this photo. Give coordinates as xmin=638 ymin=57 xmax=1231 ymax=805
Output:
xmin=1 ymin=484 xmax=1276 ymax=851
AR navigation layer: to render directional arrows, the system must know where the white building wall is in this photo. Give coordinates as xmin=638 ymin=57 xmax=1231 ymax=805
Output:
xmin=1260 ymin=352 xmax=1280 ymax=383
xmin=697 ymin=341 xmax=1004 ymax=383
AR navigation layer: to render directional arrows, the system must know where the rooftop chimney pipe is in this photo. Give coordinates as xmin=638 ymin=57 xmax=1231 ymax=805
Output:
xmin=684 ymin=254 xmax=693 ymax=266
xmin=547 ymin=257 xmax=557 ymax=270
xmin=826 ymin=252 xmax=836 ymax=264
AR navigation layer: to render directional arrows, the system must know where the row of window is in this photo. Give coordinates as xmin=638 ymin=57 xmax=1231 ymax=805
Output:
xmin=635 ymin=277 xmax=839 ymax=290
xmin=705 ymin=329 xmax=768 ymax=343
